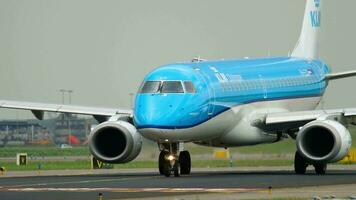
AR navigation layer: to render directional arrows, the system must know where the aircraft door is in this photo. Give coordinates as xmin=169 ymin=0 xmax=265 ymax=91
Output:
xmin=259 ymin=75 xmax=268 ymax=99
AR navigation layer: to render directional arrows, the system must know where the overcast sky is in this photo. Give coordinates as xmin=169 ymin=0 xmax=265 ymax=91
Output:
xmin=0 ymin=0 xmax=355 ymax=119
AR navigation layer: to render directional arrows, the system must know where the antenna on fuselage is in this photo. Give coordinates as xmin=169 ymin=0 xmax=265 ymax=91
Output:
xmin=192 ymin=56 xmax=207 ymax=62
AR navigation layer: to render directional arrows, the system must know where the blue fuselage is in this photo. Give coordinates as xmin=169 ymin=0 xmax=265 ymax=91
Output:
xmin=134 ymin=57 xmax=329 ymax=130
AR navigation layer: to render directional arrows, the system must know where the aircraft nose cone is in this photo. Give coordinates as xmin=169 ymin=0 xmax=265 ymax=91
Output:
xmin=134 ymin=95 xmax=181 ymax=128
xmin=134 ymin=105 xmax=161 ymax=127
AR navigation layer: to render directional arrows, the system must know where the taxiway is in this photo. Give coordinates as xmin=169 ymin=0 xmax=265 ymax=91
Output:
xmin=0 ymin=167 xmax=356 ymax=200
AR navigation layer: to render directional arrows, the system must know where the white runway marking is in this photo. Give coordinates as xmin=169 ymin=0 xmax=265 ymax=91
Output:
xmin=0 ymin=176 xmax=157 ymax=189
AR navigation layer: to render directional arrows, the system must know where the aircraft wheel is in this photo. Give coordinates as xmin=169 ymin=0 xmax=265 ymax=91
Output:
xmin=314 ymin=163 xmax=327 ymax=175
xmin=179 ymin=151 xmax=191 ymax=175
xmin=294 ymin=151 xmax=308 ymax=174
xmin=162 ymin=160 xmax=171 ymax=177
xmin=173 ymin=162 xmax=180 ymax=177
xmin=159 ymin=151 xmax=168 ymax=175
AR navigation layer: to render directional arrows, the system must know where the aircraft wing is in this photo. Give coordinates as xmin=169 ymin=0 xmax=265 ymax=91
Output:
xmin=255 ymin=69 xmax=356 ymax=132
xmin=253 ymin=108 xmax=356 ymax=133
xmin=0 ymin=100 xmax=132 ymax=122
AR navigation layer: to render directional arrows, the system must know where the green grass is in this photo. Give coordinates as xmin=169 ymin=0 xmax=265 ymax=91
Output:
xmin=0 ymin=146 xmax=90 ymax=157
xmin=114 ymin=159 xmax=294 ymax=169
xmin=186 ymin=139 xmax=297 ymax=155
xmin=187 ymin=130 xmax=356 ymax=155
xmin=0 ymin=160 xmax=91 ymax=171
xmin=0 ymin=128 xmax=355 ymax=158
xmin=0 ymin=127 xmax=354 ymax=172
xmin=0 ymin=159 xmax=295 ymax=171
xmin=351 ymin=127 xmax=356 ymax=146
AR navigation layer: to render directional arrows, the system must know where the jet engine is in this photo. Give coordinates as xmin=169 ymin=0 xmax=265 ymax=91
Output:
xmin=89 ymin=120 xmax=142 ymax=163
xmin=296 ymin=120 xmax=352 ymax=163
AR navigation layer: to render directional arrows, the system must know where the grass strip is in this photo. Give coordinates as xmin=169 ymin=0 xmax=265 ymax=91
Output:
xmin=0 ymin=159 xmax=296 ymax=171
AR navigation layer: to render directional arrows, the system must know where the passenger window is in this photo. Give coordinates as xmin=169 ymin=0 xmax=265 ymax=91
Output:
xmin=139 ymin=81 xmax=161 ymax=93
xmin=183 ymin=81 xmax=196 ymax=93
xmin=161 ymin=81 xmax=184 ymax=93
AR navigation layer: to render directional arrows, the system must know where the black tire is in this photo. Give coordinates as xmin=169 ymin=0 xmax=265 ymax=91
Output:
xmin=294 ymin=151 xmax=308 ymax=174
xmin=314 ymin=163 xmax=327 ymax=175
xmin=173 ymin=163 xmax=180 ymax=177
xmin=163 ymin=160 xmax=171 ymax=177
xmin=159 ymin=151 xmax=168 ymax=175
xmin=179 ymin=151 xmax=191 ymax=175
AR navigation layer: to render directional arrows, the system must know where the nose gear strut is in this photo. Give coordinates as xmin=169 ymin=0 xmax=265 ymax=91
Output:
xmin=158 ymin=143 xmax=191 ymax=177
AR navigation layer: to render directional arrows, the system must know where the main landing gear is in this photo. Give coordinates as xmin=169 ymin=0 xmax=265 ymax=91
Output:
xmin=158 ymin=143 xmax=191 ymax=177
xmin=294 ymin=151 xmax=327 ymax=175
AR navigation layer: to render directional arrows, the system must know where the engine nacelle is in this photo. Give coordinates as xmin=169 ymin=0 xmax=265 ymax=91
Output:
xmin=89 ymin=120 xmax=142 ymax=164
xmin=296 ymin=120 xmax=352 ymax=163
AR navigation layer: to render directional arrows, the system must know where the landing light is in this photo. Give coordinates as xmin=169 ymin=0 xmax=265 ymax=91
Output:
xmin=167 ymin=155 xmax=175 ymax=161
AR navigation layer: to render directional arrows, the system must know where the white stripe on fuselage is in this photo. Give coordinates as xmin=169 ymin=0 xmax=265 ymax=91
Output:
xmin=139 ymin=96 xmax=321 ymax=147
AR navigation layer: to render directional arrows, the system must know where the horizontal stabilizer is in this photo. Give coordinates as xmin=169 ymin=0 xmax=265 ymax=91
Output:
xmin=325 ymin=70 xmax=356 ymax=80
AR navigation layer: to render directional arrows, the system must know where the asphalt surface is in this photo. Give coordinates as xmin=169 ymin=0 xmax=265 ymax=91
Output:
xmin=1 ymin=169 xmax=356 ymax=200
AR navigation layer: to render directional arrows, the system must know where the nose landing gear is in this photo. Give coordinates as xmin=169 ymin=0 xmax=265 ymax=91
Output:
xmin=158 ymin=143 xmax=191 ymax=177
xmin=159 ymin=152 xmax=180 ymax=177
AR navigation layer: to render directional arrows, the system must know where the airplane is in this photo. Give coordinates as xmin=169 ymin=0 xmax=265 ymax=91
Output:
xmin=1 ymin=0 xmax=356 ymax=177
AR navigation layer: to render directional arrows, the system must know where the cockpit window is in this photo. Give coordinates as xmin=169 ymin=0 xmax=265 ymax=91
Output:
xmin=139 ymin=81 xmax=161 ymax=93
xmin=161 ymin=81 xmax=184 ymax=93
xmin=139 ymin=80 xmax=196 ymax=94
xmin=183 ymin=81 xmax=196 ymax=93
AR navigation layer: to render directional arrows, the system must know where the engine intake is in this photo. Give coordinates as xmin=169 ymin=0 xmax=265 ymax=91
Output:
xmin=296 ymin=120 xmax=352 ymax=163
xmin=89 ymin=120 xmax=142 ymax=163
